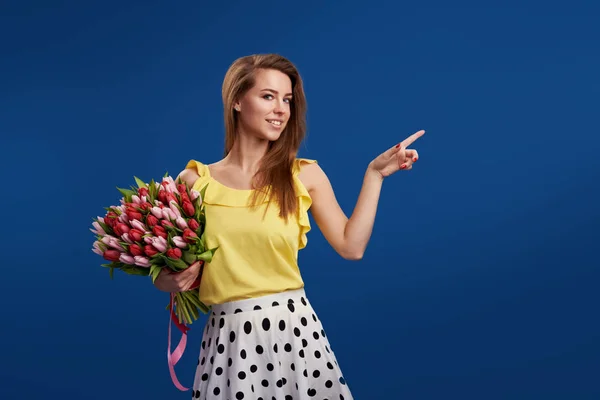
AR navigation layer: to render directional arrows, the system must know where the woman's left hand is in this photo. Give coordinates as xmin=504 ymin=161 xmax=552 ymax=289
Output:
xmin=368 ymin=130 xmax=425 ymax=178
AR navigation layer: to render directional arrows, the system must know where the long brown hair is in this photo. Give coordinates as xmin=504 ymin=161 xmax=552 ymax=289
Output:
xmin=221 ymin=54 xmax=307 ymax=221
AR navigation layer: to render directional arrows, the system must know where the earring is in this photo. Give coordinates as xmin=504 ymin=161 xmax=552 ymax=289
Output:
xmin=234 ymin=106 xmax=240 ymax=112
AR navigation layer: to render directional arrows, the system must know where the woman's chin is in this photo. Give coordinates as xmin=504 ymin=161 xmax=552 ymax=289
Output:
xmin=258 ymin=130 xmax=283 ymax=142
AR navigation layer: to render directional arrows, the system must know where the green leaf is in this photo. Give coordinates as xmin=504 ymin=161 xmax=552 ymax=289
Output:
xmin=164 ymin=171 xmax=169 ymax=178
xmin=109 ymin=267 xmax=114 ymax=279
xmin=181 ymin=250 xmax=197 ymax=264
xmin=148 ymin=179 xmax=157 ymax=200
xmin=120 ymin=265 xmax=150 ymax=276
xmin=149 ymin=264 xmax=162 ymax=283
xmin=96 ymin=220 xmax=112 ymax=235
xmin=117 ymin=187 xmax=135 ymax=203
xmin=199 ymin=183 xmax=208 ymax=201
xmin=163 ymin=224 xmax=179 ymax=233
xmin=134 ymin=176 xmax=147 ymax=189
xmin=196 ymin=247 xmax=218 ymax=262
xmin=164 ymin=256 xmax=188 ymax=271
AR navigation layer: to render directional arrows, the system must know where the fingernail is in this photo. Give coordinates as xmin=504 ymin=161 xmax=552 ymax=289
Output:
xmin=400 ymin=164 xmax=406 ymax=169
xmin=413 ymin=157 xmax=417 ymax=162
xmin=395 ymin=144 xmax=400 ymax=148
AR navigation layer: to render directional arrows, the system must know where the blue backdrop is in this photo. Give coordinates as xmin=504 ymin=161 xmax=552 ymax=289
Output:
xmin=1 ymin=0 xmax=599 ymax=398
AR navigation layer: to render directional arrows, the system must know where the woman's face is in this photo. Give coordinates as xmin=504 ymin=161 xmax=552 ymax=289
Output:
xmin=235 ymin=68 xmax=293 ymax=142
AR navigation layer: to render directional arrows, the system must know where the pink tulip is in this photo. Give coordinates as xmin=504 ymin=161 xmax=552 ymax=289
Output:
xmin=163 ymin=208 xmax=177 ymax=221
xmin=175 ymin=217 xmax=188 ymax=230
xmin=97 ymin=216 xmax=105 ymax=223
xmin=90 ymin=221 xmax=106 ymax=236
xmin=162 ymin=176 xmax=177 ymax=193
xmin=172 ymin=236 xmax=188 ymax=249
xmin=131 ymin=195 xmax=141 ymax=204
xmin=111 ymin=237 xmax=124 ymax=251
xmin=147 ymin=236 xmax=167 ymax=253
xmin=134 ymin=256 xmax=151 ymax=267
xmin=144 ymin=236 xmax=153 ymax=245
xmin=101 ymin=234 xmax=116 ymax=243
xmin=190 ymin=190 xmax=201 ymax=202
xmin=151 ymin=207 xmax=163 ymax=219
xmin=119 ymin=253 xmax=135 ymax=264
xmin=122 ymin=233 xmax=133 ymax=244
xmin=101 ymin=235 xmax=122 ymax=251
xmin=119 ymin=213 xmax=129 ymax=223
xmin=130 ymin=220 xmax=146 ymax=232
xmin=169 ymin=201 xmax=182 ymax=218
xmin=92 ymin=241 xmax=104 ymax=255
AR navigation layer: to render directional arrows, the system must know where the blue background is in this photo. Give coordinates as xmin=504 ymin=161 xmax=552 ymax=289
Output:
xmin=1 ymin=0 xmax=599 ymax=398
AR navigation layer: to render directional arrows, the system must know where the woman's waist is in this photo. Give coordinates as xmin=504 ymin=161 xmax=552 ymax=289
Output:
xmin=209 ymin=287 xmax=309 ymax=316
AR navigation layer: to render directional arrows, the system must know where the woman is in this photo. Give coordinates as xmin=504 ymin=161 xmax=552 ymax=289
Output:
xmin=154 ymin=54 xmax=424 ymax=399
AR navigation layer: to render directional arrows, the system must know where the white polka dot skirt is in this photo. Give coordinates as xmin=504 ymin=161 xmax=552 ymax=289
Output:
xmin=192 ymin=288 xmax=353 ymax=400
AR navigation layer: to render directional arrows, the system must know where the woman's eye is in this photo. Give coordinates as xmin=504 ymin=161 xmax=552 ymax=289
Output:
xmin=262 ymin=94 xmax=292 ymax=104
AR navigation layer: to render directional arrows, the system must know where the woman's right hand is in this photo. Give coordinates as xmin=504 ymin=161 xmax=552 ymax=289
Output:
xmin=153 ymin=261 xmax=203 ymax=293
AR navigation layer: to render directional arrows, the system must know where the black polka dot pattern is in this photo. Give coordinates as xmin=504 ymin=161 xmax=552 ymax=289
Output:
xmin=190 ymin=289 xmax=352 ymax=399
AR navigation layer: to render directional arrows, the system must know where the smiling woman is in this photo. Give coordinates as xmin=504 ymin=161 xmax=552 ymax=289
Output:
xmin=235 ymin=72 xmax=292 ymax=137
xmin=151 ymin=53 xmax=425 ymax=400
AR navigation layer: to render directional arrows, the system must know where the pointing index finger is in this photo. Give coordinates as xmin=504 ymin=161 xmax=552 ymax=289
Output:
xmin=400 ymin=130 xmax=425 ymax=148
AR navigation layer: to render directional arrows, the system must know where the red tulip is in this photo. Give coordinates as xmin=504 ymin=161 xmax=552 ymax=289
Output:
xmin=177 ymin=184 xmax=187 ymax=194
xmin=152 ymin=225 xmax=168 ymax=239
xmin=182 ymin=200 xmax=195 ymax=217
xmin=126 ymin=208 xmax=143 ymax=221
xmin=167 ymin=192 xmax=178 ymax=205
xmin=188 ymin=219 xmax=200 ymax=232
xmin=157 ymin=190 xmax=169 ymax=204
xmin=147 ymin=215 xmax=159 ymax=227
xmin=103 ymin=249 xmax=121 ymax=262
xmin=179 ymin=191 xmax=190 ymax=204
xmin=144 ymin=244 xmax=159 ymax=257
xmin=129 ymin=228 xmax=144 ymax=242
xmin=105 ymin=211 xmax=119 ymax=228
xmin=162 ymin=220 xmax=174 ymax=228
xmin=138 ymin=187 xmax=149 ymax=197
xmin=129 ymin=244 xmax=144 ymax=257
xmin=139 ymin=202 xmax=152 ymax=212
xmin=166 ymin=248 xmax=182 ymax=259
xmin=182 ymin=228 xmax=198 ymax=243
xmin=113 ymin=223 xmax=130 ymax=237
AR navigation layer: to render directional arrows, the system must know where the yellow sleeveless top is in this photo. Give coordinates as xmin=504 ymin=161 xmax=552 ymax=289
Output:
xmin=184 ymin=158 xmax=317 ymax=306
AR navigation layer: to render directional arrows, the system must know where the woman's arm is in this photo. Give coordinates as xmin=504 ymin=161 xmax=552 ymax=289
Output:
xmin=301 ymin=163 xmax=383 ymax=260
xmin=302 ymin=130 xmax=425 ymax=260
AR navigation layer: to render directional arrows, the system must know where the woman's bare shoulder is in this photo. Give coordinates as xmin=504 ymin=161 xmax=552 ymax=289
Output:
xmin=296 ymin=159 xmax=325 ymax=193
xmin=177 ymin=168 xmax=200 ymax=187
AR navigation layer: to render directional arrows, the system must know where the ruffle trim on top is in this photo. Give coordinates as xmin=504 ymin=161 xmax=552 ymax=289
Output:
xmin=185 ymin=158 xmax=316 ymax=248
xmin=184 ymin=159 xmax=264 ymax=207
xmin=292 ymin=158 xmax=317 ymax=250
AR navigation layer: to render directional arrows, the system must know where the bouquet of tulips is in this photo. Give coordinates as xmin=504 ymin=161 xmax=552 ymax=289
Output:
xmin=90 ymin=174 xmax=218 ymax=326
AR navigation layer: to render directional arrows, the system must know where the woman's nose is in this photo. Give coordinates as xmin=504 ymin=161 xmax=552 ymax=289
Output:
xmin=273 ymin=100 xmax=286 ymax=113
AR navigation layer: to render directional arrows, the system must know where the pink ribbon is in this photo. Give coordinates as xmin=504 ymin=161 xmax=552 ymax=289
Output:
xmin=167 ymin=292 xmax=190 ymax=391
xmin=166 ymin=273 xmax=203 ymax=391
